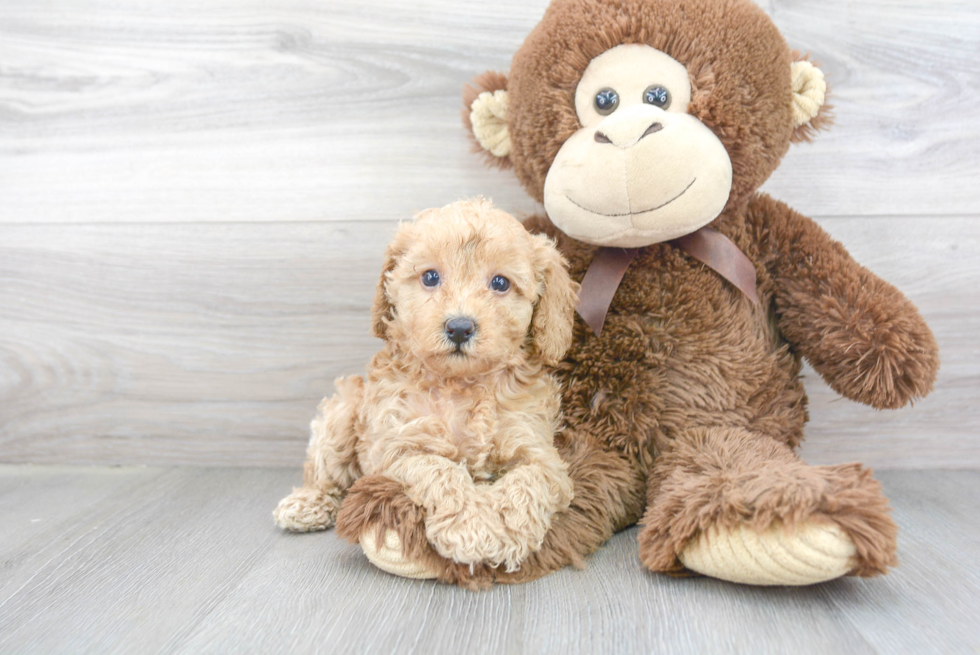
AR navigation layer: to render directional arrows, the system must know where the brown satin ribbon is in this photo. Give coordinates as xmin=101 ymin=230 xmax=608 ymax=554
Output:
xmin=577 ymin=246 xmax=639 ymax=337
xmin=577 ymin=226 xmax=758 ymax=336
xmin=673 ymin=226 xmax=760 ymax=305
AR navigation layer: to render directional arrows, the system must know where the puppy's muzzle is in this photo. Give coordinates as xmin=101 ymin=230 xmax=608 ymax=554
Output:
xmin=445 ymin=317 xmax=477 ymax=345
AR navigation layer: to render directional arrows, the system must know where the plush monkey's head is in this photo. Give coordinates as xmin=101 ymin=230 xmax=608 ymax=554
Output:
xmin=464 ymin=0 xmax=830 ymax=248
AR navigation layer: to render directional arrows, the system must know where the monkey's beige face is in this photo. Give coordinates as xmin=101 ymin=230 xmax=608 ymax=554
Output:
xmin=543 ymin=44 xmax=733 ymax=247
xmin=385 ymin=209 xmax=540 ymax=376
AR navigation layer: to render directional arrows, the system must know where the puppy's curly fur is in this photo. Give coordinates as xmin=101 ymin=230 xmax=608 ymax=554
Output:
xmin=274 ymin=199 xmax=580 ymax=572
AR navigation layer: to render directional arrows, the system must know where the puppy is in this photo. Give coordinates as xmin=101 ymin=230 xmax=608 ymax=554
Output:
xmin=274 ymin=198 xmax=579 ymax=572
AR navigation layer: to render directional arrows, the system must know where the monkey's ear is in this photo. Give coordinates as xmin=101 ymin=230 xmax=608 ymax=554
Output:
xmin=463 ymin=71 xmax=513 ymax=169
xmin=371 ymin=223 xmax=413 ymax=340
xmin=790 ymin=57 xmax=833 ymax=143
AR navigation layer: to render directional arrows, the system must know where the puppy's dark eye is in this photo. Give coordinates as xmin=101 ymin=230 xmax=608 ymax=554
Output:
xmin=490 ymin=275 xmax=510 ymax=293
xmin=594 ymin=88 xmax=619 ymax=115
xmin=421 ymin=270 xmax=440 ymax=287
xmin=643 ymin=85 xmax=671 ymax=109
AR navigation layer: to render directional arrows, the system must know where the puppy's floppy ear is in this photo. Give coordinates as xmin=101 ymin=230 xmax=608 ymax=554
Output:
xmin=371 ymin=223 xmax=414 ymax=340
xmin=529 ymin=234 xmax=579 ymax=366
xmin=463 ymin=71 xmax=512 ymax=170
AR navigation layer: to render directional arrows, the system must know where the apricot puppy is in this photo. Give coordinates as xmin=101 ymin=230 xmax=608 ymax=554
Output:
xmin=274 ymin=198 xmax=579 ymax=572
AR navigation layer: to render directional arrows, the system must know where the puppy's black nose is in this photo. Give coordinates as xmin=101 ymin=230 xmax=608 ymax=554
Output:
xmin=445 ymin=317 xmax=477 ymax=344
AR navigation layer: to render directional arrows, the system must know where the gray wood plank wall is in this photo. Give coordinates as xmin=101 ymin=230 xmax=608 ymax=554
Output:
xmin=2 ymin=0 xmax=978 ymax=468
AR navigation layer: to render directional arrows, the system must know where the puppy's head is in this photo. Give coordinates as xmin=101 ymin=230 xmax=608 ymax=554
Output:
xmin=372 ymin=198 xmax=579 ymax=376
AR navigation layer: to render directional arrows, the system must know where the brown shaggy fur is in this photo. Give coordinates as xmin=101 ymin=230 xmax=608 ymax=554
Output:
xmin=503 ymin=0 xmax=818 ymax=210
xmin=396 ymin=0 xmax=937 ymax=585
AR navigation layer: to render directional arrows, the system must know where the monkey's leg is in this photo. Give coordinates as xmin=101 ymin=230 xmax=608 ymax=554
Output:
xmin=638 ymin=426 xmax=897 ymax=585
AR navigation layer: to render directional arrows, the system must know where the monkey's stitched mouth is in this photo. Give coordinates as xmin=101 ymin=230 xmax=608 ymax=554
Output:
xmin=565 ymin=177 xmax=696 ymax=218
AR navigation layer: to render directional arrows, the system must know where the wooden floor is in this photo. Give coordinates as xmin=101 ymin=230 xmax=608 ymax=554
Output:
xmin=0 ymin=466 xmax=977 ymax=654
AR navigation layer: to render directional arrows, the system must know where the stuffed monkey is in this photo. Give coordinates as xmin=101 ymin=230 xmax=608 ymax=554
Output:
xmin=337 ymin=0 xmax=939 ymax=587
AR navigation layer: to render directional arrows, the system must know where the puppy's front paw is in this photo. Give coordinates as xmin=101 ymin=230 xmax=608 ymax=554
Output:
xmin=441 ymin=468 xmax=569 ymax=570
xmin=426 ymin=499 xmax=529 ymax=572
xmin=273 ymin=487 xmax=341 ymax=532
xmin=336 ymin=475 xmax=494 ymax=586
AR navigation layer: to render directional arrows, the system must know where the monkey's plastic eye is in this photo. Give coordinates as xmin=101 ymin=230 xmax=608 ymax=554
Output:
xmin=490 ymin=275 xmax=511 ymax=293
xmin=643 ymin=85 xmax=671 ymax=109
xmin=421 ymin=270 xmax=441 ymax=287
xmin=594 ymin=88 xmax=619 ymax=115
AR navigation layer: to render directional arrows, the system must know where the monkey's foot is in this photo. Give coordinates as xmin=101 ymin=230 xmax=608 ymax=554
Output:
xmin=360 ymin=529 xmax=440 ymax=580
xmin=679 ymin=520 xmax=857 ymax=586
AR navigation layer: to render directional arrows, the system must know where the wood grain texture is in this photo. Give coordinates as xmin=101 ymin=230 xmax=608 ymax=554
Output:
xmin=1 ymin=0 xmax=978 ymax=469
xmin=0 ymin=221 xmax=391 ymax=467
xmin=0 ymin=466 xmax=977 ymax=654
xmin=0 ymin=0 xmax=977 ymax=224
xmin=1 ymin=217 xmax=977 ymax=468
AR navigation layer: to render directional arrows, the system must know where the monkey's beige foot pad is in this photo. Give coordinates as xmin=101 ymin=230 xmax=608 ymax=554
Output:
xmin=360 ymin=529 xmax=440 ymax=580
xmin=679 ymin=521 xmax=857 ymax=586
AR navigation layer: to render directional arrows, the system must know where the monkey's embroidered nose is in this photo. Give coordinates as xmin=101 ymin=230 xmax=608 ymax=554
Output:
xmin=445 ymin=317 xmax=477 ymax=344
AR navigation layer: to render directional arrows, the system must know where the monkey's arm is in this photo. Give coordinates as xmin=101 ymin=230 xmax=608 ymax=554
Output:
xmin=749 ymin=193 xmax=939 ymax=409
